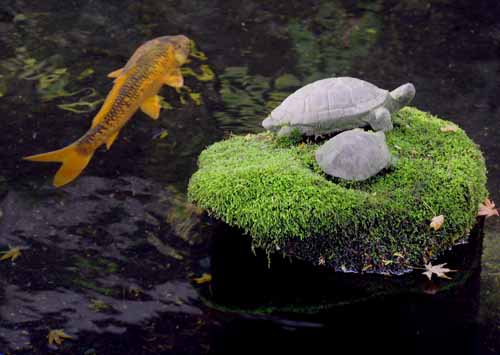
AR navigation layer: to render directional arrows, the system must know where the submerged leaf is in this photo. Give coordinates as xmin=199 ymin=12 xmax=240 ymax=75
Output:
xmin=0 ymin=247 xmax=22 ymax=261
xmin=193 ymin=273 xmax=212 ymax=284
xmin=478 ymin=198 xmax=499 ymax=219
xmin=422 ymin=262 xmax=455 ymax=280
xmin=47 ymin=329 xmax=73 ymax=345
xmin=430 ymin=215 xmax=444 ymax=231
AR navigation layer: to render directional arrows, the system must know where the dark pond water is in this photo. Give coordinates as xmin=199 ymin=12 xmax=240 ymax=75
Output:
xmin=1 ymin=0 xmax=500 ymax=354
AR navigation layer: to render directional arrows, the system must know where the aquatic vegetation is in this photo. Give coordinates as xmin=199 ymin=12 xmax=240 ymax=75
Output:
xmin=57 ymin=88 xmax=104 ymax=113
xmin=188 ymin=107 xmax=488 ymax=273
xmin=0 ymin=47 xmax=102 ymax=112
xmin=213 ymin=66 xmax=271 ymax=133
xmin=287 ymin=1 xmax=382 ymax=81
xmin=188 ymin=39 xmax=209 ymax=61
xmin=88 ymin=299 xmax=111 ymax=312
xmin=181 ymin=64 xmax=215 ymax=82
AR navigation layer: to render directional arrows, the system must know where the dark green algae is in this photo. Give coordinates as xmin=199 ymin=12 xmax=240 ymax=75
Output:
xmin=188 ymin=107 xmax=488 ymax=274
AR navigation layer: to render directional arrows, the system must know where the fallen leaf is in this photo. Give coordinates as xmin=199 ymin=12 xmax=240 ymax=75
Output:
xmin=430 ymin=215 xmax=444 ymax=231
xmin=440 ymin=125 xmax=458 ymax=132
xmin=193 ymin=273 xmax=212 ymax=284
xmin=0 ymin=247 xmax=22 ymax=261
xmin=318 ymin=256 xmax=326 ymax=266
xmin=422 ymin=262 xmax=455 ymax=280
xmin=478 ymin=198 xmax=499 ymax=219
xmin=47 ymin=329 xmax=73 ymax=345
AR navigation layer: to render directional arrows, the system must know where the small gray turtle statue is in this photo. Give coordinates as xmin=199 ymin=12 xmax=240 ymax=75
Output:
xmin=315 ymin=129 xmax=393 ymax=181
xmin=262 ymin=77 xmax=415 ymax=137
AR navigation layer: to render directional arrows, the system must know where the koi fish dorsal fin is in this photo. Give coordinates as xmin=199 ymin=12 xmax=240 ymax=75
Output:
xmin=141 ymin=95 xmax=161 ymax=119
xmin=107 ymin=68 xmax=124 ymax=78
xmin=163 ymin=68 xmax=184 ymax=88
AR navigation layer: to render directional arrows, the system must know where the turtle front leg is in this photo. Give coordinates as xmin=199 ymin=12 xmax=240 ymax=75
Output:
xmin=277 ymin=126 xmax=295 ymax=137
xmin=369 ymin=107 xmax=393 ymax=132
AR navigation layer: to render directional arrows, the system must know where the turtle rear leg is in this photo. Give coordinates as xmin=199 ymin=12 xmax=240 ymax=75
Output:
xmin=369 ymin=107 xmax=393 ymax=132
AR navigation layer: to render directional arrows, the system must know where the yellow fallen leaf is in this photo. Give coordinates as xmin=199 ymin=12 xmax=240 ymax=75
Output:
xmin=362 ymin=264 xmax=372 ymax=272
xmin=430 ymin=215 xmax=444 ymax=231
xmin=440 ymin=125 xmax=458 ymax=132
xmin=47 ymin=329 xmax=73 ymax=345
xmin=193 ymin=273 xmax=212 ymax=284
xmin=0 ymin=247 xmax=22 ymax=261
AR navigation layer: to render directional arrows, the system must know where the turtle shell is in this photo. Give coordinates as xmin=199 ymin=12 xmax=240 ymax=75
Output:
xmin=315 ymin=129 xmax=391 ymax=181
xmin=268 ymin=77 xmax=388 ymax=127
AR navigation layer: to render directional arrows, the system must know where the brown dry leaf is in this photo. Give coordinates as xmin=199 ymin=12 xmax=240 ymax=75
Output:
xmin=430 ymin=215 xmax=444 ymax=231
xmin=47 ymin=329 xmax=73 ymax=345
xmin=440 ymin=125 xmax=459 ymax=132
xmin=478 ymin=198 xmax=499 ymax=219
xmin=422 ymin=262 xmax=455 ymax=280
xmin=0 ymin=247 xmax=22 ymax=262
xmin=193 ymin=273 xmax=212 ymax=284
xmin=318 ymin=256 xmax=326 ymax=266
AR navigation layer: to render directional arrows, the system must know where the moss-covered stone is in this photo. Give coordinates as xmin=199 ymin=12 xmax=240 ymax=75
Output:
xmin=188 ymin=107 xmax=488 ymax=273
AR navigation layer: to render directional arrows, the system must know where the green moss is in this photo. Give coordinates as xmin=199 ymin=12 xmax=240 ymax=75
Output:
xmin=188 ymin=108 xmax=488 ymax=272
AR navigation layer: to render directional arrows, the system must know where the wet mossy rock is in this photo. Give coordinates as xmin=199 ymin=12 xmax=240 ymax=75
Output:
xmin=188 ymin=107 xmax=488 ymax=273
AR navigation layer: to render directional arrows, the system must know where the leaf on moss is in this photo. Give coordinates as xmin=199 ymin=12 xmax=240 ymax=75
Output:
xmin=478 ymin=198 xmax=499 ymax=219
xmin=193 ymin=273 xmax=212 ymax=284
xmin=47 ymin=329 xmax=73 ymax=345
xmin=440 ymin=125 xmax=459 ymax=132
xmin=362 ymin=264 xmax=372 ymax=271
xmin=422 ymin=262 xmax=455 ymax=280
xmin=430 ymin=215 xmax=444 ymax=231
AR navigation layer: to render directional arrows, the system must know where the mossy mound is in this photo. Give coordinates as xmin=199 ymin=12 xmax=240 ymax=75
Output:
xmin=188 ymin=107 xmax=487 ymax=273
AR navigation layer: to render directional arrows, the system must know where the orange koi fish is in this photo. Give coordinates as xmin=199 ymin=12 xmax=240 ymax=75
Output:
xmin=24 ymin=35 xmax=191 ymax=187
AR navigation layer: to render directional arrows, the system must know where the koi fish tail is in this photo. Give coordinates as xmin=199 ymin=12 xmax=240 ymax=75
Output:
xmin=23 ymin=144 xmax=94 ymax=187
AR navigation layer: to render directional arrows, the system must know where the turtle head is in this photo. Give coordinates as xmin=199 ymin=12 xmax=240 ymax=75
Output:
xmin=262 ymin=115 xmax=278 ymax=131
xmin=389 ymin=83 xmax=416 ymax=110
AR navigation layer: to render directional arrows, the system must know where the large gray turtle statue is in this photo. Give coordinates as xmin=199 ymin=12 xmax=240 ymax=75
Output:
xmin=262 ymin=77 xmax=415 ymax=137
xmin=315 ymin=129 xmax=392 ymax=181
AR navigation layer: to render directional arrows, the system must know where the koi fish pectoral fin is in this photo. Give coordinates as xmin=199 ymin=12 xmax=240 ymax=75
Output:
xmin=105 ymin=131 xmax=120 ymax=150
xmin=140 ymin=95 xmax=161 ymax=119
xmin=163 ymin=69 xmax=184 ymax=88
